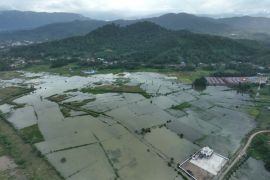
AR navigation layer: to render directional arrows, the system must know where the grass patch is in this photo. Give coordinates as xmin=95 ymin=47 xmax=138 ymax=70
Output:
xmin=59 ymin=106 xmax=71 ymax=118
xmin=171 ymin=102 xmax=192 ymax=111
xmin=169 ymin=70 xmax=213 ymax=84
xmin=114 ymin=78 xmax=130 ymax=86
xmin=64 ymin=88 xmax=78 ymax=93
xmin=81 ymin=85 xmax=151 ymax=98
xmin=62 ymin=103 xmax=101 ymax=117
xmin=0 ymin=71 xmax=23 ymax=80
xmin=47 ymin=94 xmax=70 ymax=103
xmin=0 ymin=87 xmax=33 ymax=106
xmin=256 ymin=106 xmax=270 ymax=129
xmin=251 ymin=85 xmax=270 ymax=129
xmin=25 ymin=63 xmax=87 ymax=76
xmin=243 ymin=106 xmax=260 ymax=118
xmin=19 ymin=124 xmax=44 ymax=144
xmin=55 ymin=98 xmax=101 ymax=117
xmin=63 ymin=98 xmax=96 ymax=107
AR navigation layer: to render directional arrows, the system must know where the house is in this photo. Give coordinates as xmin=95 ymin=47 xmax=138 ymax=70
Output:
xmin=200 ymin=147 xmax=214 ymax=158
xmin=82 ymin=70 xmax=97 ymax=75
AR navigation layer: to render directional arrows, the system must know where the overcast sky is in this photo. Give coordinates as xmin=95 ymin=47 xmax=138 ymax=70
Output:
xmin=1 ymin=0 xmax=270 ymax=20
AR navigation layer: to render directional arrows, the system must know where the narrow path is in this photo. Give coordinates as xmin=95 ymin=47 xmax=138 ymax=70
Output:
xmin=219 ymin=130 xmax=270 ymax=180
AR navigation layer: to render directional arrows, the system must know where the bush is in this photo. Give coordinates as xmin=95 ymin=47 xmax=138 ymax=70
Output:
xmin=193 ymin=77 xmax=207 ymax=91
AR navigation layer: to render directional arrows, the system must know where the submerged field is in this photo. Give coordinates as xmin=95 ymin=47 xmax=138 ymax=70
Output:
xmin=0 ymin=71 xmax=259 ymax=179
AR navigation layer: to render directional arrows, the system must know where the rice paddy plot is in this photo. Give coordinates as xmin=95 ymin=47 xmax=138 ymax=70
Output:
xmin=68 ymin=109 xmax=87 ymax=117
xmin=196 ymin=107 xmax=255 ymax=155
xmin=230 ymin=157 xmax=270 ymax=180
xmin=83 ymin=93 xmax=127 ymax=112
xmin=127 ymin=99 xmax=161 ymax=116
xmin=101 ymin=133 xmax=180 ymax=180
xmin=190 ymin=98 xmax=215 ymax=110
xmin=7 ymin=105 xmax=37 ymax=129
xmin=165 ymin=108 xmax=187 ymax=118
xmin=152 ymin=96 xmax=177 ymax=110
xmin=62 ymin=91 xmax=95 ymax=103
xmin=61 ymin=115 xmax=129 ymax=142
xmin=145 ymin=127 xmax=200 ymax=162
xmin=0 ymin=104 xmax=14 ymax=114
xmin=122 ymin=93 xmax=145 ymax=103
xmin=46 ymin=144 xmax=116 ymax=179
xmin=35 ymin=130 xmax=98 ymax=155
xmin=178 ymin=112 xmax=221 ymax=138
xmin=167 ymin=120 xmax=205 ymax=142
xmin=167 ymin=92 xmax=197 ymax=105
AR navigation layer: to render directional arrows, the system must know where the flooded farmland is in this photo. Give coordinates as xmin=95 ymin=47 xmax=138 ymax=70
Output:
xmin=0 ymin=71 xmax=257 ymax=180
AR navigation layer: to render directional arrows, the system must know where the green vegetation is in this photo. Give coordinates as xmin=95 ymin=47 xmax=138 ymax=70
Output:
xmin=0 ymin=71 xmax=23 ymax=80
xmin=48 ymin=94 xmax=97 ymax=117
xmin=64 ymin=88 xmax=78 ymax=93
xmin=171 ymin=102 xmax=192 ymax=111
xmin=248 ymin=134 xmax=270 ymax=172
xmin=0 ymin=115 xmax=62 ymax=179
xmin=235 ymin=83 xmax=255 ymax=93
xmin=241 ymin=83 xmax=270 ymax=173
xmin=114 ymin=78 xmax=130 ymax=86
xmin=81 ymin=85 xmax=151 ymax=98
xmin=19 ymin=124 xmax=44 ymax=144
xmin=63 ymin=98 xmax=96 ymax=107
xmin=170 ymin=70 xmax=212 ymax=84
xmin=243 ymin=107 xmax=260 ymax=118
xmin=25 ymin=64 xmax=88 ymax=76
xmin=0 ymin=81 xmax=60 ymax=179
xmin=3 ymin=22 xmax=270 ymax=70
xmin=193 ymin=76 xmax=207 ymax=91
xmin=0 ymin=87 xmax=33 ymax=107
xmin=59 ymin=106 xmax=71 ymax=118
xmin=47 ymin=94 xmax=70 ymax=103
xmin=48 ymin=95 xmax=99 ymax=117
xmin=250 ymin=85 xmax=270 ymax=129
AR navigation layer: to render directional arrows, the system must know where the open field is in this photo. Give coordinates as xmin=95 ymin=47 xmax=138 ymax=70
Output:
xmin=0 ymin=71 xmax=263 ymax=179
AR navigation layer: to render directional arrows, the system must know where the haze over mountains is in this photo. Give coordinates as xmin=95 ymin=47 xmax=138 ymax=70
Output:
xmin=0 ymin=10 xmax=88 ymax=31
xmin=1 ymin=11 xmax=270 ymax=44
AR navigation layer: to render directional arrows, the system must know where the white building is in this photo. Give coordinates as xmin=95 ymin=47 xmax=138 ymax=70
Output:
xmin=200 ymin=147 xmax=214 ymax=158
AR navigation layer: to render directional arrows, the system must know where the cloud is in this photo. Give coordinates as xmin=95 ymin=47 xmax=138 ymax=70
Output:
xmin=0 ymin=0 xmax=269 ymax=19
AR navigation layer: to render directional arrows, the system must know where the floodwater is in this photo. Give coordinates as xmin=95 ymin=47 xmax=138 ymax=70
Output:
xmin=231 ymin=157 xmax=270 ymax=180
xmin=0 ymin=71 xmax=258 ymax=179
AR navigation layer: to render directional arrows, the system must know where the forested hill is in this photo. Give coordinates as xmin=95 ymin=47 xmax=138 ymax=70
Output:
xmin=6 ymin=22 xmax=269 ymax=65
xmin=0 ymin=20 xmax=107 ymax=42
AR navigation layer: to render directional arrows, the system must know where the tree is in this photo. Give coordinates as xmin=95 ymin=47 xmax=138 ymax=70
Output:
xmin=180 ymin=133 xmax=184 ymax=139
xmin=193 ymin=77 xmax=207 ymax=91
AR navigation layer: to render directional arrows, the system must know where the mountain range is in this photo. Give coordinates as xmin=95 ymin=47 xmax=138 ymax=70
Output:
xmin=0 ymin=10 xmax=88 ymax=32
xmin=1 ymin=12 xmax=270 ymax=44
xmin=6 ymin=21 xmax=269 ymax=67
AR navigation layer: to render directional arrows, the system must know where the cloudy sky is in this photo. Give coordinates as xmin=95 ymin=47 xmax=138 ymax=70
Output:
xmin=0 ymin=0 xmax=270 ymax=20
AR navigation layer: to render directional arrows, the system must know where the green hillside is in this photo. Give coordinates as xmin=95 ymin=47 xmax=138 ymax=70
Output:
xmin=4 ymin=22 xmax=269 ymax=67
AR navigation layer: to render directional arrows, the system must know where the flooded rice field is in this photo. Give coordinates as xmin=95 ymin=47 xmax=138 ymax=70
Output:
xmin=230 ymin=157 xmax=270 ymax=180
xmin=0 ymin=71 xmax=257 ymax=179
